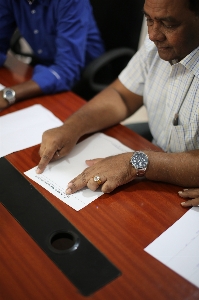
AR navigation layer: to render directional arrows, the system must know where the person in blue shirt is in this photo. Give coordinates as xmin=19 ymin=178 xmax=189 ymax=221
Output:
xmin=0 ymin=0 xmax=104 ymax=110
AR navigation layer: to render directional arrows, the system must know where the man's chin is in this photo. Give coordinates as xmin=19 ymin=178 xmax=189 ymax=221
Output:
xmin=157 ymin=48 xmax=176 ymax=61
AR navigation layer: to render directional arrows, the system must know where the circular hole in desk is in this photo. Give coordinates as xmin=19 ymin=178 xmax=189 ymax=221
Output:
xmin=49 ymin=231 xmax=79 ymax=253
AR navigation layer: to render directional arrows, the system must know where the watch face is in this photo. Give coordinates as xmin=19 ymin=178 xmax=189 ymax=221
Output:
xmin=5 ymin=90 xmax=14 ymax=100
xmin=3 ymin=88 xmax=16 ymax=104
xmin=130 ymin=151 xmax=148 ymax=169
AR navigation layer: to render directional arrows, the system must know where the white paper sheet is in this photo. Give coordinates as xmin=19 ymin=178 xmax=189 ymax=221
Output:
xmin=145 ymin=207 xmax=199 ymax=288
xmin=0 ymin=104 xmax=63 ymax=157
xmin=24 ymin=133 xmax=133 ymax=211
xmin=0 ymin=83 xmax=5 ymax=90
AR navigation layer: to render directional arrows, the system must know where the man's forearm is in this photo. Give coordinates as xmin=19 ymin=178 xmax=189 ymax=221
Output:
xmin=63 ymin=87 xmax=129 ymax=137
xmin=145 ymin=149 xmax=199 ymax=187
xmin=11 ymin=80 xmax=42 ymax=101
xmin=0 ymin=80 xmax=43 ymax=109
xmin=63 ymin=80 xmax=143 ymax=138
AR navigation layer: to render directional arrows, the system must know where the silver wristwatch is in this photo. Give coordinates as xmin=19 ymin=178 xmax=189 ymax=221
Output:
xmin=2 ymin=88 xmax=16 ymax=105
xmin=130 ymin=151 xmax=148 ymax=177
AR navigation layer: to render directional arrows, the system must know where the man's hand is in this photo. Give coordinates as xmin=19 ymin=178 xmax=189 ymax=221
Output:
xmin=179 ymin=189 xmax=199 ymax=207
xmin=37 ymin=124 xmax=79 ymax=174
xmin=66 ymin=152 xmax=136 ymax=194
xmin=0 ymin=91 xmax=9 ymax=110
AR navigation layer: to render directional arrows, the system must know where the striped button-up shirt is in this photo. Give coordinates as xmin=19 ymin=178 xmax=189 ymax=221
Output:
xmin=119 ymin=36 xmax=199 ymax=153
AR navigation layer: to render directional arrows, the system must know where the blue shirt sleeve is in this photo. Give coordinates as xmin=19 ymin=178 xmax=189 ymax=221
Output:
xmin=32 ymin=0 xmax=104 ymax=94
xmin=0 ymin=0 xmax=104 ymax=94
xmin=0 ymin=1 xmax=16 ymax=66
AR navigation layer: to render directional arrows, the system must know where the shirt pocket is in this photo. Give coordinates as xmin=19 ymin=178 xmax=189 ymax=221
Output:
xmin=169 ymin=121 xmax=199 ymax=152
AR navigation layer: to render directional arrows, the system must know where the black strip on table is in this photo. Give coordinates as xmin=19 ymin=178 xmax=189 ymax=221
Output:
xmin=0 ymin=157 xmax=121 ymax=296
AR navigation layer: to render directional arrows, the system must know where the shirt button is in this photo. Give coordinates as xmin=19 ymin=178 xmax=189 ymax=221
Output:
xmin=34 ymin=29 xmax=39 ymax=34
xmin=37 ymin=49 xmax=43 ymax=54
xmin=31 ymin=10 xmax=36 ymax=14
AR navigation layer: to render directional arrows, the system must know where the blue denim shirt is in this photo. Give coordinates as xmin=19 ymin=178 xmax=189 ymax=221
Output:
xmin=0 ymin=0 xmax=104 ymax=93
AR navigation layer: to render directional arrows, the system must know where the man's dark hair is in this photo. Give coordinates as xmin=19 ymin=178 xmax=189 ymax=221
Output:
xmin=189 ymin=0 xmax=199 ymax=14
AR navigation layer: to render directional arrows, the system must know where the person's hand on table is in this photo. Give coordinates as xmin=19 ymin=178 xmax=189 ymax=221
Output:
xmin=179 ymin=189 xmax=199 ymax=207
xmin=37 ymin=124 xmax=79 ymax=174
xmin=66 ymin=152 xmax=135 ymax=195
xmin=0 ymin=91 xmax=9 ymax=110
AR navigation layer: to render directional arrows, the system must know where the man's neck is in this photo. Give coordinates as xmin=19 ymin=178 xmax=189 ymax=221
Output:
xmin=170 ymin=59 xmax=179 ymax=65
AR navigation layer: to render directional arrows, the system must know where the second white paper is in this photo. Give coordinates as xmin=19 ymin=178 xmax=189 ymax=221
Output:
xmin=0 ymin=104 xmax=63 ymax=157
xmin=25 ymin=133 xmax=133 ymax=211
xmin=145 ymin=207 xmax=199 ymax=288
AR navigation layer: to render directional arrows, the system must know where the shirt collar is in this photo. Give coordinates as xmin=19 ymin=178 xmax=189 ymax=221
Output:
xmin=180 ymin=46 xmax=199 ymax=78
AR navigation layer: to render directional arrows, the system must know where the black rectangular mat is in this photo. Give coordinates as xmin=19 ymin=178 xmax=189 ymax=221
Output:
xmin=0 ymin=157 xmax=121 ymax=296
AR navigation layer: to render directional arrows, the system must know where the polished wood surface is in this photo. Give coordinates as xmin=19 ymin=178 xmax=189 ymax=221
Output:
xmin=0 ymin=55 xmax=198 ymax=300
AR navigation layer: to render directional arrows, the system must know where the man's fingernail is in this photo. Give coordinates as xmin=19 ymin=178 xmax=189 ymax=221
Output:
xmin=178 ymin=191 xmax=182 ymax=194
xmin=36 ymin=167 xmax=41 ymax=174
xmin=66 ymin=188 xmax=72 ymax=195
xmin=181 ymin=202 xmax=186 ymax=206
xmin=183 ymin=189 xmax=188 ymax=191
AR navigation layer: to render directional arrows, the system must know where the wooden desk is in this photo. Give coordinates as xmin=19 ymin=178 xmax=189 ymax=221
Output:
xmin=0 ymin=55 xmax=198 ymax=300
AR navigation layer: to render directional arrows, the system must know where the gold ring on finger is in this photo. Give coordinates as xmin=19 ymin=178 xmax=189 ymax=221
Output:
xmin=93 ymin=175 xmax=102 ymax=185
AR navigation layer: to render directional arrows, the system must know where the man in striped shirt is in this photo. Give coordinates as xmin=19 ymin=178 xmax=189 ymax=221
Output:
xmin=37 ymin=0 xmax=199 ymax=207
